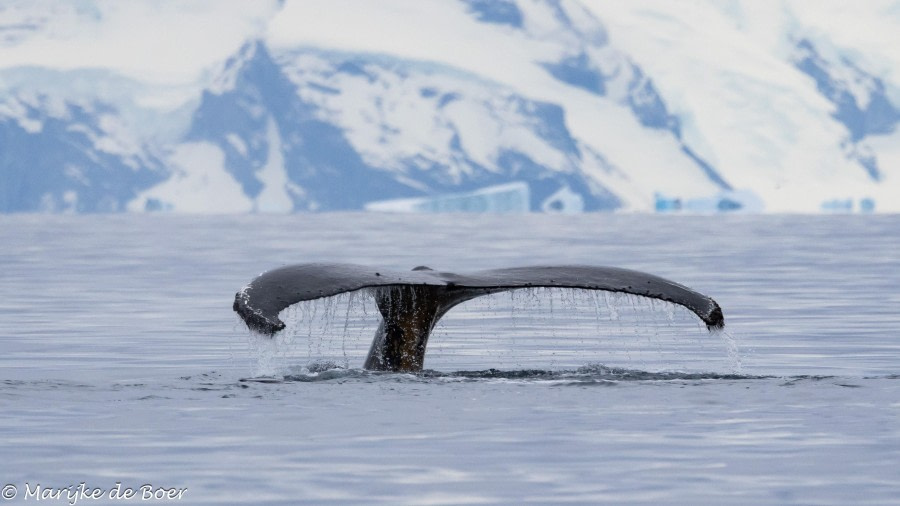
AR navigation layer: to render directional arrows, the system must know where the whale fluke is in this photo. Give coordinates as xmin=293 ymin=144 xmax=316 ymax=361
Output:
xmin=233 ymin=263 xmax=724 ymax=372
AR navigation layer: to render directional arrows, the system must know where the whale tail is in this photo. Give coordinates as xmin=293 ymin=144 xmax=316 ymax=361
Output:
xmin=234 ymin=263 xmax=724 ymax=372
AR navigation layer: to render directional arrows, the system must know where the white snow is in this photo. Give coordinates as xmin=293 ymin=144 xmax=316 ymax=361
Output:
xmin=792 ymin=39 xmax=875 ymax=110
xmin=786 ymin=0 xmax=900 ymax=106
xmin=866 ymin=129 xmax=900 ymax=209
xmin=270 ymin=1 xmax=721 ymax=205
xmin=0 ymin=96 xmax=43 ymax=133
xmin=3 ymin=0 xmax=900 ymax=213
xmin=0 ymin=0 xmax=279 ymax=87
xmin=225 ymin=133 xmax=248 ymax=158
xmin=128 ymin=142 xmax=253 ymax=213
xmin=0 ymin=1 xmax=278 ymax=150
xmin=582 ymin=0 xmax=899 ymax=211
xmin=283 ymin=55 xmax=573 ymax=184
xmin=254 ymin=117 xmax=294 ymax=213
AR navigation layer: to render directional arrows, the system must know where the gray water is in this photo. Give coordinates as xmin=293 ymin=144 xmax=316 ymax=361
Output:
xmin=1 ymin=213 xmax=898 ymax=504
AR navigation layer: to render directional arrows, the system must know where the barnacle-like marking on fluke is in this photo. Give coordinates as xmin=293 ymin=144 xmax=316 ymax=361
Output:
xmin=233 ymin=263 xmax=724 ymax=372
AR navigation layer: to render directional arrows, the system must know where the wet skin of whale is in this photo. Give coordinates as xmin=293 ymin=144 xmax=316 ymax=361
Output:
xmin=233 ymin=263 xmax=724 ymax=372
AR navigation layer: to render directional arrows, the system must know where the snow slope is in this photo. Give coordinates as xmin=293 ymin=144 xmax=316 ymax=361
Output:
xmin=1 ymin=0 xmax=898 ymax=213
xmin=585 ymin=0 xmax=900 ymax=211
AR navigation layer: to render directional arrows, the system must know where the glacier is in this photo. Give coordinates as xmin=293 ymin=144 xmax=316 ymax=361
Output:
xmin=1 ymin=0 xmax=898 ymax=213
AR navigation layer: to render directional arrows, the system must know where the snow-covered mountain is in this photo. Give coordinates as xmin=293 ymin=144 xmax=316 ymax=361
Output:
xmin=2 ymin=0 xmax=899 ymax=213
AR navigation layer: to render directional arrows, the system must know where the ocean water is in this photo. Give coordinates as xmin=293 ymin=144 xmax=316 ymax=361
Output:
xmin=1 ymin=213 xmax=898 ymax=504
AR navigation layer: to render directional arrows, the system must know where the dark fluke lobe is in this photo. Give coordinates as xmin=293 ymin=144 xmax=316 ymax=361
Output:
xmin=233 ymin=263 xmax=724 ymax=372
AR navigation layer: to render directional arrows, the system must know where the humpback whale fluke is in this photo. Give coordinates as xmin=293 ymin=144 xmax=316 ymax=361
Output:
xmin=233 ymin=263 xmax=724 ymax=372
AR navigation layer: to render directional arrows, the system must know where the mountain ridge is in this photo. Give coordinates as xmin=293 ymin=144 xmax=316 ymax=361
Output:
xmin=1 ymin=0 xmax=898 ymax=213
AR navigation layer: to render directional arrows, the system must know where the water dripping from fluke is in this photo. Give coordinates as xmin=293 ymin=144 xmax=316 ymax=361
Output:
xmin=233 ymin=263 xmax=727 ymax=373
xmin=712 ymin=328 xmax=743 ymax=373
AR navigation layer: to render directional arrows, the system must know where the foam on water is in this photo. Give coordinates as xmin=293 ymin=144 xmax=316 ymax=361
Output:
xmin=267 ymin=363 xmax=769 ymax=385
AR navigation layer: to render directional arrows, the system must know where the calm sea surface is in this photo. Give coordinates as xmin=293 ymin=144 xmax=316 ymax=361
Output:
xmin=1 ymin=213 xmax=898 ymax=504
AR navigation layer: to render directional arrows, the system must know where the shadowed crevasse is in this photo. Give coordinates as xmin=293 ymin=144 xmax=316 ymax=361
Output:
xmin=233 ymin=263 xmax=724 ymax=372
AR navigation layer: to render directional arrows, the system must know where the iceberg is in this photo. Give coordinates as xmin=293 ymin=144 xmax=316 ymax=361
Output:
xmin=654 ymin=190 xmax=764 ymax=214
xmin=821 ymin=198 xmax=876 ymax=213
xmin=365 ymin=182 xmax=530 ymax=213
